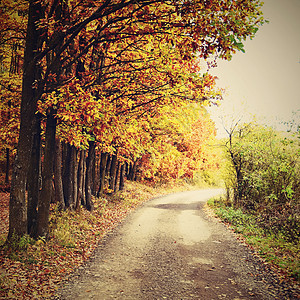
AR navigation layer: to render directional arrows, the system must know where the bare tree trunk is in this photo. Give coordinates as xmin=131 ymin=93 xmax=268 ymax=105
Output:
xmin=109 ymin=154 xmax=118 ymax=193
xmin=5 ymin=148 xmax=10 ymax=185
xmin=27 ymin=114 xmax=41 ymax=236
xmin=128 ymin=162 xmax=133 ymax=180
xmin=73 ymin=147 xmax=79 ymax=210
xmin=81 ymin=150 xmax=87 ymax=207
xmin=119 ymin=163 xmax=125 ymax=191
xmin=76 ymin=150 xmax=84 ymax=210
xmin=8 ymin=1 xmax=44 ymax=240
xmin=36 ymin=109 xmax=56 ymax=238
xmin=54 ymin=138 xmax=65 ymax=210
xmin=85 ymin=141 xmax=95 ymax=211
xmin=63 ymin=144 xmax=77 ymax=209
xmin=97 ymin=152 xmax=108 ymax=197
xmin=114 ymin=162 xmax=120 ymax=193
xmin=128 ymin=160 xmax=138 ymax=181
xmin=125 ymin=162 xmax=130 ymax=179
xmin=62 ymin=143 xmax=72 ymax=208
xmin=92 ymin=154 xmax=96 ymax=196
xmin=105 ymin=155 xmax=111 ymax=179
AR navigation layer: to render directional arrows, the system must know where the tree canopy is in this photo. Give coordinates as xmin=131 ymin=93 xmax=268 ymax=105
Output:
xmin=0 ymin=0 xmax=266 ymax=241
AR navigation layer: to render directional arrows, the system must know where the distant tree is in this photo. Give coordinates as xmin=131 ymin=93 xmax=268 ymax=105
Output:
xmin=223 ymin=122 xmax=300 ymax=241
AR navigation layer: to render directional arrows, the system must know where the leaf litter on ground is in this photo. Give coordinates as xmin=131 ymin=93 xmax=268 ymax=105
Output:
xmin=0 ymin=181 xmax=179 ymax=299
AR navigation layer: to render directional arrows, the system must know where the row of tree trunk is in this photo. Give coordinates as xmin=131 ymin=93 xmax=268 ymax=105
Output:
xmin=25 ymin=126 xmax=139 ymax=239
xmin=8 ymin=0 xmax=144 ymax=242
xmin=54 ymin=143 xmax=139 ymax=208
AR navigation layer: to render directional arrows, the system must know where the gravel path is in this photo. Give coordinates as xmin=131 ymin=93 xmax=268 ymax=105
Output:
xmin=56 ymin=189 xmax=299 ymax=299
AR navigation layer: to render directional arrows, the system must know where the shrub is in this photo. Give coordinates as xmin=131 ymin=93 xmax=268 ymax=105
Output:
xmin=223 ymin=124 xmax=300 ymax=243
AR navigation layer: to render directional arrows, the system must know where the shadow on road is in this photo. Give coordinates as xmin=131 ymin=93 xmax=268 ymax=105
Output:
xmin=151 ymin=202 xmax=204 ymax=211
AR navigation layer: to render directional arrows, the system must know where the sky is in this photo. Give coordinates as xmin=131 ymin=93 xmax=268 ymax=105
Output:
xmin=207 ymin=0 xmax=300 ymax=138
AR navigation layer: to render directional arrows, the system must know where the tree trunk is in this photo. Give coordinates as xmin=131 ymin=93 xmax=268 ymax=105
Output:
xmin=85 ymin=141 xmax=95 ymax=211
xmin=5 ymin=148 xmax=10 ymax=185
xmin=128 ymin=162 xmax=133 ymax=180
xmin=119 ymin=164 xmax=125 ymax=191
xmin=109 ymin=154 xmax=118 ymax=192
xmin=63 ymin=143 xmax=78 ymax=209
xmin=62 ymin=143 xmax=71 ymax=207
xmin=76 ymin=150 xmax=84 ymax=210
xmin=8 ymin=1 xmax=44 ymax=240
xmin=72 ymin=147 xmax=79 ymax=210
xmin=125 ymin=162 xmax=129 ymax=179
xmin=128 ymin=160 xmax=138 ymax=181
xmin=105 ymin=155 xmax=111 ymax=179
xmin=92 ymin=154 xmax=96 ymax=196
xmin=27 ymin=114 xmax=42 ymax=236
xmin=114 ymin=162 xmax=120 ymax=193
xmin=36 ymin=109 xmax=56 ymax=238
xmin=54 ymin=138 xmax=65 ymax=210
xmin=97 ymin=152 xmax=108 ymax=197
xmin=81 ymin=150 xmax=87 ymax=207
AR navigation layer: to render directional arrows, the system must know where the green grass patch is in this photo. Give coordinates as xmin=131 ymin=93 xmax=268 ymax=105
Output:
xmin=207 ymin=197 xmax=300 ymax=282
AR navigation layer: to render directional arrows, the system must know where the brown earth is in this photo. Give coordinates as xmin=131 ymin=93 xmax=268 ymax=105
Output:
xmin=56 ymin=189 xmax=299 ymax=299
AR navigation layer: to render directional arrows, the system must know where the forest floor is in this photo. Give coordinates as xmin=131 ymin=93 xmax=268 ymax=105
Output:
xmin=0 ymin=181 xmax=195 ymax=299
xmin=0 ymin=182 xmax=299 ymax=299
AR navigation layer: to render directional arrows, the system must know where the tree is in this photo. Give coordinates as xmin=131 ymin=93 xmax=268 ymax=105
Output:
xmin=8 ymin=0 xmax=45 ymax=239
xmin=0 ymin=0 xmax=27 ymax=186
xmin=223 ymin=122 xmax=300 ymax=241
xmin=135 ymin=103 xmax=219 ymax=184
xmin=8 ymin=0 xmax=266 ymax=241
xmin=223 ymin=120 xmax=255 ymax=204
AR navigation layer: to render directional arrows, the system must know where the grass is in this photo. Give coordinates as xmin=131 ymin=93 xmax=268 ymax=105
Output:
xmin=207 ymin=197 xmax=300 ymax=282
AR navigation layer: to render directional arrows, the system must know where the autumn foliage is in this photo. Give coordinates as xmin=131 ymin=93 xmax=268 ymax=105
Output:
xmin=137 ymin=104 xmax=219 ymax=183
xmin=0 ymin=0 xmax=266 ymax=243
xmin=0 ymin=0 xmax=269 ymax=297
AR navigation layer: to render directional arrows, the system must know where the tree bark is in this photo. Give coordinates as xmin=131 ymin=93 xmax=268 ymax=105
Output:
xmin=5 ymin=148 xmax=10 ymax=185
xmin=27 ymin=114 xmax=42 ymax=236
xmin=109 ymin=154 xmax=118 ymax=192
xmin=8 ymin=1 xmax=44 ymax=240
xmin=128 ymin=162 xmax=133 ymax=180
xmin=105 ymin=155 xmax=111 ymax=179
xmin=128 ymin=160 xmax=138 ymax=181
xmin=54 ymin=138 xmax=65 ymax=210
xmin=62 ymin=143 xmax=71 ymax=208
xmin=114 ymin=162 xmax=120 ymax=193
xmin=36 ymin=109 xmax=57 ymax=238
xmin=76 ymin=150 xmax=84 ymax=210
xmin=119 ymin=163 xmax=125 ymax=191
xmin=80 ymin=150 xmax=87 ymax=206
xmin=72 ymin=147 xmax=79 ymax=210
xmin=92 ymin=154 xmax=96 ymax=196
xmin=62 ymin=143 xmax=78 ymax=209
xmin=97 ymin=152 xmax=108 ymax=197
xmin=85 ymin=141 xmax=95 ymax=211
xmin=125 ymin=162 xmax=130 ymax=179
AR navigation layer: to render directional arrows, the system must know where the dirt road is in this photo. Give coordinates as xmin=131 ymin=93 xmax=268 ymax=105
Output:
xmin=57 ymin=189 xmax=298 ymax=299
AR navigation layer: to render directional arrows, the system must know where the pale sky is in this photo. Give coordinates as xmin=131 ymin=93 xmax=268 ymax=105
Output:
xmin=207 ymin=0 xmax=300 ymax=137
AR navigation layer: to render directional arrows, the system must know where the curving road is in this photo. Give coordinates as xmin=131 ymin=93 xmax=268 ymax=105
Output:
xmin=57 ymin=189 xmax=297 ymax=299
